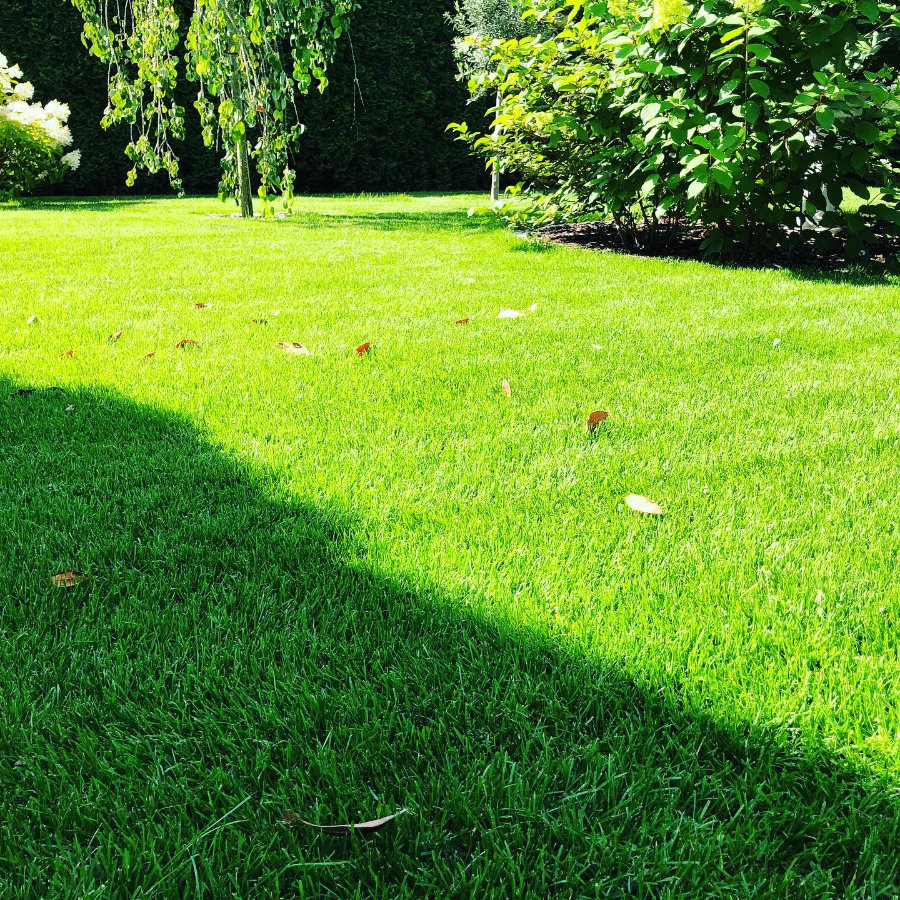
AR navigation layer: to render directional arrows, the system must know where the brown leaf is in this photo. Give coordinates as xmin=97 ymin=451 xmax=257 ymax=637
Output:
xmin=283 ymin=808 xmax=406 ymax=835
xmin=60 ymin=350 xmax=75 ymax=358
xmin=27 ymin=315 xmax=38 ymax=324
xmin=142 ymin=352 xmax=156 ymax=360
xmin=252 ymin=318 xmax=268 ymax=325
xmin=193 ymin=303 xmax=210 ymax=309
xmin=502 ymin=379 xmax=512 ymax=397
xmin=356 ymin=342 xmax=371 ymax=356
xmin=108 ymin=330 xmax=123 ymax=343
xmin=51 ymin=571 xmax=87 ymax=588
xmin=587 ymin=410 xmax=609 ymax=432
xmin=277 ymin=342 xmax=311 ymax=356
xmin=625 ymin=494 xmax=664 ymax=516
xmin=455 ymin=318 xmax=470 ymax=325
xmin=176 ymin=339 xmax=198 ymax=348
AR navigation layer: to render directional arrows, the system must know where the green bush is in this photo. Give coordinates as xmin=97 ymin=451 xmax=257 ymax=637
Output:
xmin=0 ymin=52 xmax=79 ymax=199
xmin=455 ymin=0 xmax=900 ymax=256
xmin=0 ymin=118 xmax=62 ymax=198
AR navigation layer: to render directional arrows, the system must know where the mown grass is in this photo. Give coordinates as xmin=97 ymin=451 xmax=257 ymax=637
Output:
xmin=1 ymin=194 xmax=900 ymax=898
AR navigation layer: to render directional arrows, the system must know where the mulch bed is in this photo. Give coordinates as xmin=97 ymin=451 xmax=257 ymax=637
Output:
xmin=535 ymin=220 xmax=900 ymax=272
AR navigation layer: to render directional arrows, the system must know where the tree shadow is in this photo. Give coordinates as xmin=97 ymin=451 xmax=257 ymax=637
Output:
xmin=282 ymin=208 xmax=496 ymax=233
xmin=1 ymin=379 xmax=899 ymax=898
xmin=12 ymin=197 xmax=164 ymax=213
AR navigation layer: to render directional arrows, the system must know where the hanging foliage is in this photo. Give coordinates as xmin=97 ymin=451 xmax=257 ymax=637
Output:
xmin=71 ymin=0 xmax=355 ymax=214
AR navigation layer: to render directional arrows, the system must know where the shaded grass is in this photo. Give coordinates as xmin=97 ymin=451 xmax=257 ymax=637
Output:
xmin=2 ymin=383 xmax=900 ymax=898
xmin=1 ymin=194 xmax=900 ymax=896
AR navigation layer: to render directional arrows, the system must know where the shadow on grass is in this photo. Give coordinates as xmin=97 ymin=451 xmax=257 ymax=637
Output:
xmin=13 ymin=197 xmax=161 ymax=213
xmin=285 ymin=209 xmax=496 ymax=234
xmin=1 ymin=380 xmax=899 ymax=898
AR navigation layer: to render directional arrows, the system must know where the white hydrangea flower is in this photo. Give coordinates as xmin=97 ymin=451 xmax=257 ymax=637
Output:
xmin=44 ymin=119 xmax=73 ymax=147
xmin=13 ymin=80 xmax=34 ymax=100
xmin=61 ymin=149 xmax=82 ymax=170
xmin=44 ymin=100 xmax=70 ymax=120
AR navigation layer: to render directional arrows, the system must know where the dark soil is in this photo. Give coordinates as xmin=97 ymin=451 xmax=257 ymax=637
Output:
xmin=536 ymin=221 xmax=900 ymax=273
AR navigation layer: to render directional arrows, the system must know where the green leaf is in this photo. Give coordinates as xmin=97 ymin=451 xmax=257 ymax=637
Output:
xmin=687 ymin=179 xmax=707 ymax=200
xmin=857 ymin=0 xmax=880 ymax=22
xmin=741 ymin=102 xmax=761 ymax=126
xmin=855 ymin=120 xmax=880 ymax=144
xmin=748 ymin=79 xmax=769 ymax=99
xmin=816 ymin=108 xmax=835 ymax=130
xmin=641 ymin=102 xmax=662 ymax=124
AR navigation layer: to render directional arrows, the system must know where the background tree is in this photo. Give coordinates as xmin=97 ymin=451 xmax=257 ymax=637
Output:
xmin=71 ymin=0 xmax=355 ymax=217
xmin=448 ymin=0 xmax=532 ymax=201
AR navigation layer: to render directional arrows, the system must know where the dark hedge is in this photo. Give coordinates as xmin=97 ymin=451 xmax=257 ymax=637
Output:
xmin=0 ymin=0 xmax=488 ymax=195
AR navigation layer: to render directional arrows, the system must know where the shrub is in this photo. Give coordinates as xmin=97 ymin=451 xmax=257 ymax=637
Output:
xmin=0 ymin=52 xmax=79 ymax=199
xmin=453 ymin=0 xmax=900 ymax=257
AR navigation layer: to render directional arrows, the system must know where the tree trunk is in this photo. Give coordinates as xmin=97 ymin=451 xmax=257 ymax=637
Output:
xmin=230 ymin=68 xmax=254 ymax=219
xmin=491 ymin=88 xmax=502 ymax=203
xmin=235 ymin=131 xmax=253 ymax=218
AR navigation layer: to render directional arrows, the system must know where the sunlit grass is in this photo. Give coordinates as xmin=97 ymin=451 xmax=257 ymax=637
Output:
xmin=1 ymin=194 xmax=899 ymax=897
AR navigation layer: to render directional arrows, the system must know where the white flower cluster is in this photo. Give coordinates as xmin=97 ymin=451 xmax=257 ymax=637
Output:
xmin=0 ymin=52 xmax=80 ymax=169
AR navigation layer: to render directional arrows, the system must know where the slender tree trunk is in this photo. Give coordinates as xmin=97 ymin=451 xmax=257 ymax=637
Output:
xmin=230 ymin=68 xmax=253 ymax=219
xmin=235 ymin=131 xmax=253 ymax=218
xmin=491 ymin=88 xmax=502 ymax=203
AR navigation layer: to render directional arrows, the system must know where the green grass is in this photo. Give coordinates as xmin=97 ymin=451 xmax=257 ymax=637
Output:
xmin=1 ymin=193 xmax=900 ymax=898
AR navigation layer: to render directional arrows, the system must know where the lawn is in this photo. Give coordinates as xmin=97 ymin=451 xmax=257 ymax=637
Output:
xmin=1 ymin=193 xmax=900 ymax=898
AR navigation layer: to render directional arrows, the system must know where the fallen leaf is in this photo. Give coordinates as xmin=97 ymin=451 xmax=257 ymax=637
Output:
xmin=142 ymin=352 xmax=156 ymax=360
xmin=356 ymin=342 xmax=371 ymax=356
xmin=108 ymin=330 xmax=123 ymax=342
xmin=51 ymin=571 xmax=87 ymax=588
xmin=587 ymin=410 xmax=609 ymax=432
xmin=625 ymin=494 xmax=664 ymax=516
xmin=251 ymin=318 xmax=268 ymax=325
xmin=194 ymin=303 xmax=210 ymax=309
xmin=502 ymin=379 xmax=512 ymax=397
xmin=455 ymin=318 xmax=470 ymax=325
xmin=277 ymin=342 xmax=311 ymax=356
xmin=27 ymin=315 xmax=37 ymax=324
xmin=497 ymin=310 xmax=524 ymax=319
xmin=175 ymin=339 xmax=197 ymax=348
xmin=283 ymin=808 xmax=407 ymax=835
xmin=528 ymin=302 xmax=539 ymax=313
xmin=60 ymin=350 xmax=75 ymax=358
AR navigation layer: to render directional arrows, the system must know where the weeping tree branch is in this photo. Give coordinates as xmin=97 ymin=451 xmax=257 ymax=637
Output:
xmin=71 ymin=0 xmax=355 ymax=216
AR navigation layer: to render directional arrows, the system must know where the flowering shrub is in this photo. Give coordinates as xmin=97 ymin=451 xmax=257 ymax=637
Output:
xmin=0 ymin=53 xmax=80 ymax=199
xmin=453 ymin=0 xmax=900 ymax=258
